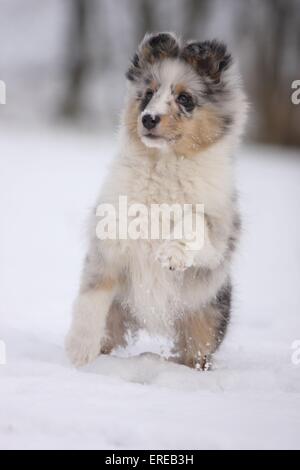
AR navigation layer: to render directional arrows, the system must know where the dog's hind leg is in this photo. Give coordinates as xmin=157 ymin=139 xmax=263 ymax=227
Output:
xmin=100 ymin=302 xmax=134 ymax=354
xmin=174 ymin=282 xmax=231 ymax=370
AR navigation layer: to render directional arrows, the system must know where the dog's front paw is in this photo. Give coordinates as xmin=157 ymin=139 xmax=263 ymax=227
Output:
xmin=65 ymin=327 xmax=101 ymax=367
xmin=156 ymin=240 xmax=195 ymax=272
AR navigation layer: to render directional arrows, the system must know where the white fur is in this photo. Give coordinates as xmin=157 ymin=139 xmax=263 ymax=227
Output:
xmin=66 ymin=287 xmax=116 ymax=367
xmin=68 ymin=132 xmax=238 ymax=353
xmin=141 ymin=135 xmax=168 ymax=149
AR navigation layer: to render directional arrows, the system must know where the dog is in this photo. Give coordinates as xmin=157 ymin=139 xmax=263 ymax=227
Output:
xmin=65 ymin=32 xmax=247 ymax=370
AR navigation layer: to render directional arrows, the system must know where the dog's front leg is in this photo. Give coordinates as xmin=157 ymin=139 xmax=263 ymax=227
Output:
xmin=65 ymin=245 xmax=118 ymax=367
xmin=66 ymin=283 xmax=117 ymax=367
xmin=156 ymin=214 xmax=226 ymax=272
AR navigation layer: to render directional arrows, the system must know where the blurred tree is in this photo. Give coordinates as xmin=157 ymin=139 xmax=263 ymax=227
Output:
xmin=183 ymin=0 xmax=211 ymax=38
xmin=237 ymin=0 xmax=300 ymax=146
xmin=61 ymin=0 xmax=93 ymax=119
xmin=57 ymin=0 xmax=300 ymax=147
xmin=133 ymin=0 xmax=212 ymax=52
xmin=136 ymin=0 xmax=157 ymax=41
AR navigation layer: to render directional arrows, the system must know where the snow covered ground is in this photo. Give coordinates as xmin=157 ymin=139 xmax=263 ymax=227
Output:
xmin=0 ymin=125 xmax=300 ymax=450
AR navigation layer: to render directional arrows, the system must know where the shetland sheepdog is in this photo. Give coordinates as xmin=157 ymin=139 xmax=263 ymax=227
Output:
xmin=66 ymin=33 xmax=247 ymax=370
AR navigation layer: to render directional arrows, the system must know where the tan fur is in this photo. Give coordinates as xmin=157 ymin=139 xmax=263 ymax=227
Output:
xmin=172 ymin=106 xmax=224 ymax=156
xmin=95 ymin=278 xmax=117 ymax=291
xmin=157 ymin=105 xmax=224 ymax=156
xmin=126 ymin=98 xmax=223 ymax=158
xmin=124 ymin=101 xmax=156 ymax=156
xmin=80 ymin=277 xmax=117 ymax=294
xmin=174 ymin=83 xmax=186 ymax=96
xmin=174 ymin=304 xmax=222 ymax=370
xmin=100 ymin=302 xmax=130 ymax=354
xmin=124 ymin=100 xmax=140 ymax=142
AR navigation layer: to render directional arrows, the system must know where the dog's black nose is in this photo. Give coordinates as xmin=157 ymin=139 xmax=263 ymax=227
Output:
xmin=142 ymin=114 xmax=161 ymax=130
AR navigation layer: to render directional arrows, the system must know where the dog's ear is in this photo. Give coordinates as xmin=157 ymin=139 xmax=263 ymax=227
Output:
xmin=126 ymin=32 xmax=180 ymax=82
xmin=181 ymin=40 xmax=232 ymax=83
xmin=141 ymin=32 xmax=180 ymax=62
xmin=126 ymin=52 xmax=142 ymax=82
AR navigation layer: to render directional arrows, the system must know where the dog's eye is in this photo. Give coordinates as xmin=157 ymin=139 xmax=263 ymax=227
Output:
xmin=177 ymin=92 xmax=194 ymax=112
xmin=145 ymin=89 xmax=154 ymax=102
xmin=140 ymin=89 xmax=154 ymax=111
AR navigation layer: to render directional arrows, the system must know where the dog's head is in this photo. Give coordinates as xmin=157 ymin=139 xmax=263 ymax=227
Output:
xmin=125 ymin=32 xmax=245 ymax=155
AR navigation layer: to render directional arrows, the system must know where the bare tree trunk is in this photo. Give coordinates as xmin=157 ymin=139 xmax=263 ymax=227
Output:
xmin=135 ymin=0 xmax=211 ymax=48
xmin=184 ymin=0 xmax=210 ymax=38
xmin=237 ymin=0 xmax=300 ymax=146
xmin=136 ymin=0 xmax=157 ymax=42
xmin=61 ymin=0 xmax=93 ymax=119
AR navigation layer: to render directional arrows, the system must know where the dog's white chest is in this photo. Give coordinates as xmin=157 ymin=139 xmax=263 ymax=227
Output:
xmin=125 ymin=240 xmax=183 ymax=334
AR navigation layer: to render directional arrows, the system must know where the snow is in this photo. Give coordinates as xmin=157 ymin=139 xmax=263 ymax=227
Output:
xmin=0 ymin=125 xmax=300 ymax=450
